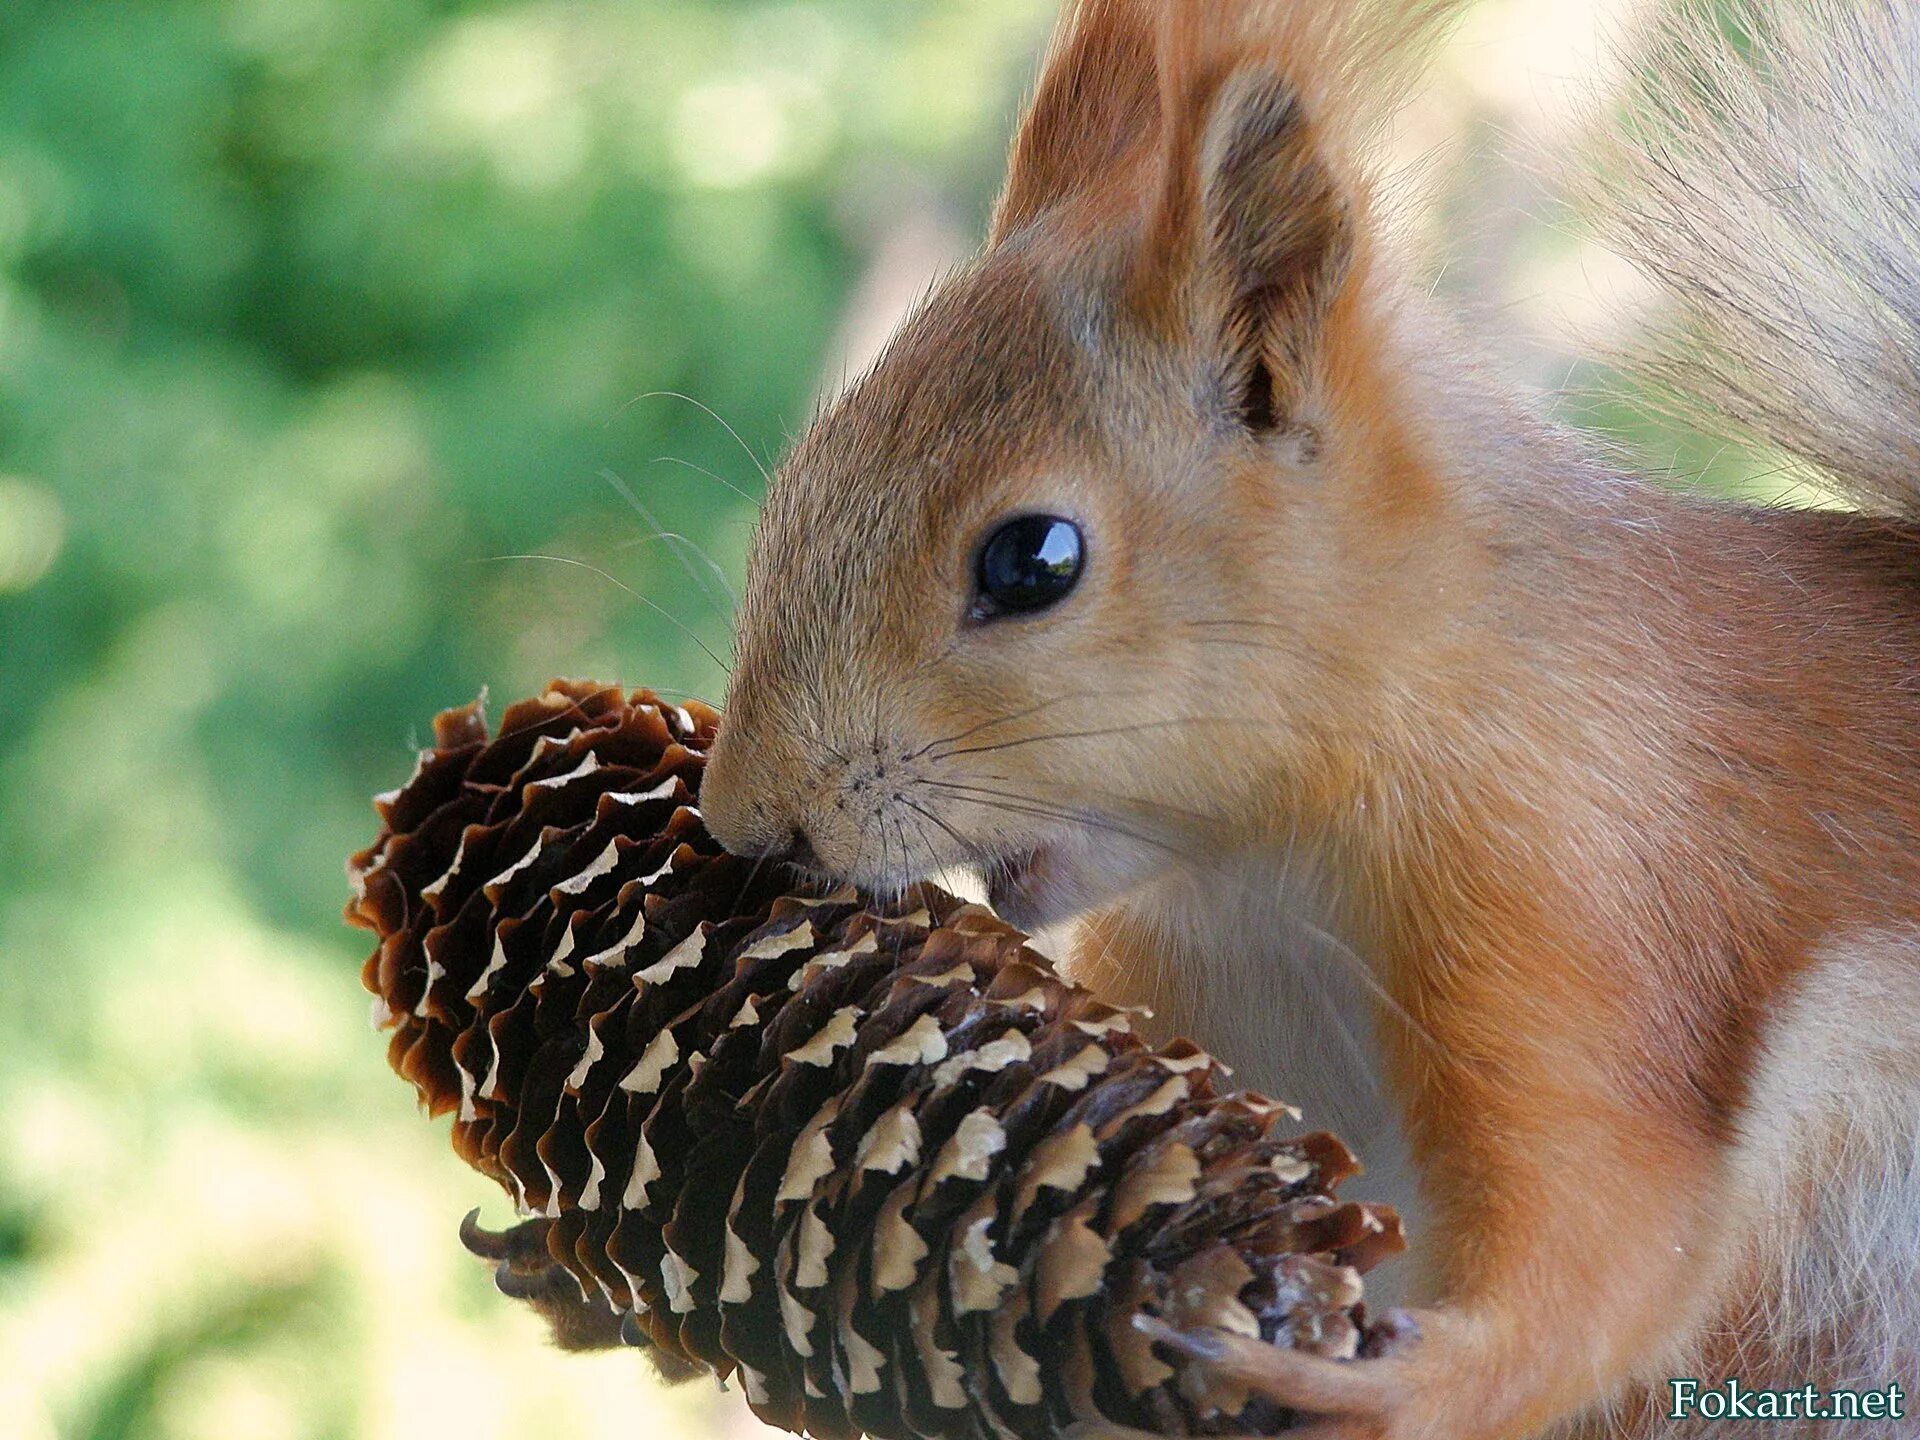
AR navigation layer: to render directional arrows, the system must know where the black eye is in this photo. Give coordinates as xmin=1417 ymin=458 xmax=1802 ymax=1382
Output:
xmin=971 ymin=514 xmax=1084 ymax=621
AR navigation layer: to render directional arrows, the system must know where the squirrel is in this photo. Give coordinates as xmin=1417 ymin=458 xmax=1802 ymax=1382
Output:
xmin=697 ymin=1 xmax=1920 ymax=1436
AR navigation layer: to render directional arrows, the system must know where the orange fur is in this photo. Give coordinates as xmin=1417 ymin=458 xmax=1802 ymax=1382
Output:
xmin=700 ymin=2 xmax=1920 ymax=1435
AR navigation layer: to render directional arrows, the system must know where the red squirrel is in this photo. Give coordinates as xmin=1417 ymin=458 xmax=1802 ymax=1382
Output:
xmin=697 ymin=1 xmax=1920 ymax=1435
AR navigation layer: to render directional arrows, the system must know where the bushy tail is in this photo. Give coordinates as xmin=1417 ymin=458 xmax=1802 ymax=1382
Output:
xmin=1594 ymin=0 xmax=1920 ymax=516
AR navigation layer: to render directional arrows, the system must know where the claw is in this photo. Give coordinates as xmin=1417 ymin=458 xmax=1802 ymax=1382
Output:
xmin=1136 ymin=1322 xmax=1394 ymax=1415
xmin=1359 ymin=1306 xmax=1422 ymax=1358
xmin=459 ymin=1208 xmax=510 ymax=1259
xmin=460 ymin=1211 xmax=628 ymax=1353
xmin=1133 ymin=1313 xmax=1229 ymax=1360
xmin=492 ymin=1257 xmax=587 ymax=1305
xmin=460 ymin=1207 xmax=560 ymax=1271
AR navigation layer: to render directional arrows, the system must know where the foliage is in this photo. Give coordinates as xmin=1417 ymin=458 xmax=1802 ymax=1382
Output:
xmin=0 ymin=3 xmax=1040 ymax=1436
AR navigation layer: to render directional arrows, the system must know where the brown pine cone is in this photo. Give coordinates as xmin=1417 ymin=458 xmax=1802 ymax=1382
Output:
xmin=346 ymin=679 xmax=1409 ymax=1440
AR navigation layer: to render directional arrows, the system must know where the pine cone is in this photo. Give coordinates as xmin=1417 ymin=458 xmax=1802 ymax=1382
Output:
xmin=346 ymin=679 xmax=1409 ymax=1439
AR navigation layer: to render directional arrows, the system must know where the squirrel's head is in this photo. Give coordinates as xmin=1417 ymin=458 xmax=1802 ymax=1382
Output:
xmin=703 ymin=0 xmax=1468 ymax=928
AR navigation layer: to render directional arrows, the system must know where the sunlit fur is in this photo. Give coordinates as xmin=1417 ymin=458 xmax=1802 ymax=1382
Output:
xmin=1587 ymin=0 xmax=1920 ymax=517
xmin=700 ymin=2 xmax=1920 ymax=1435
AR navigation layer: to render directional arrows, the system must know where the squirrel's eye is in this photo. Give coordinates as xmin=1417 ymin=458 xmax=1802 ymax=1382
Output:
xmin=970 ymin=514 xmax=1084 ymax=622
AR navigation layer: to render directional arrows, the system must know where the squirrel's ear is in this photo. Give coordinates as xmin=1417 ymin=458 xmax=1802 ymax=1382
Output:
xmin=1151 ymin=64 xmax=1354 ymax=436
xmin=999 ymin=1 xmax=1457 ymax=433
xmin=990 ymin=0 xmax=1162 ymax=244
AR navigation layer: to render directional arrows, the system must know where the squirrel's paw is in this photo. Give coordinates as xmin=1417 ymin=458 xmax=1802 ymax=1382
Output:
xmin=1135 ymin=1309 xmax=1462 ymax=1440
xmin=457 ymin=1209 xmax=629 ymax=1355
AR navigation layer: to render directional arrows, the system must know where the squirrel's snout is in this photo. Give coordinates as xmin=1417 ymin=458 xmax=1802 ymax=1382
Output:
xmin=700 ymin=729 xmax=823 ymax=869
xmin=696 ymin=737 xmax=768 ymax=858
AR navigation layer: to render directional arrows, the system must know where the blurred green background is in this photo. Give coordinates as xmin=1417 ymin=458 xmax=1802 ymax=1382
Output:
xmin=0 ymin=2 xmax=1783 ymax=1438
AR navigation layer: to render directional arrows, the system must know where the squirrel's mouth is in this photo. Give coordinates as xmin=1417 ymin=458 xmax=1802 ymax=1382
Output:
xmin=983 ymin=842 xmax=1069 ymax=931
xmin=977 ymin=822 xmax=1181 ymax=933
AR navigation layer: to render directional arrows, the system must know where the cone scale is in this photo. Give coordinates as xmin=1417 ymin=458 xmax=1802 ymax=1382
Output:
xmin=347 ymin=679 xmax=1408 ymax=1439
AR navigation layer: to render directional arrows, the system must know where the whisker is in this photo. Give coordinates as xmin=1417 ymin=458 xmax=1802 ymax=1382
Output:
xmin=1283 ymin=908 xmax=1443 ymax=1063
xmin=932 ymin=715 xmax=1266 ymax=763
xmin=898 ymin=805 xmax=941 ymax=882
xmin=1270 ymin=814 xmax=1443 ymax=1063
xmin=959 ymin=773 xmax=1217 ymax=830
xmin=1185 ymin=636 xmax=1296 ymax=654
xmin=800 ymin=709 xmax=848 ymax=767
xmin=891 ymin=809 xmax=916 ymax=903
xmin=873 ymin=692 xmax=894 ymax=898
xmin=623 ymin=390 xmax=773 ymax=488
xmin=600 ymin=468 xmax=738 ymax=611
xmin=730 ymin=849 xmax=773 ymax=919
xmin=926 ymin=777 xmax=1202 ymax=836
xmin=898 ymin=795 xmax=991 ymax=872
xmin=650 ymin=454 xmax=759 ymax=505
xmin=877 ymin=809 xmax=894 ymax=902
xmin=846 ymin=805 xmax=874 ymax=904
xmin=475 ymin=553 xmax=732 ymax=675
xmin=922 ymin=782 xmax=1188 ymax=858
xmin=905 ymin=690 xmax=1147 ymax=761
xmin=610 ymin=527 xmax=735 ymax=601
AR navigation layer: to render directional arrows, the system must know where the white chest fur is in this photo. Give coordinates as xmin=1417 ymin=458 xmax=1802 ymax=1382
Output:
xmin=1560 ymin=932 xmax=1920 ymax=1440
xmin=1718 ymin=934 xmax=1920 ymax=1396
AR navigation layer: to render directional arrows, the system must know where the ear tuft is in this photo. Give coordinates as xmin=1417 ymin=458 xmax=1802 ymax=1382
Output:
xmin=1191 ymin=69 xmax=1354 ymax=435
xmin=995 ymin=0 xmax=1467 ymax=433
xmin=991 ymin=0 xmax=1162 ymax=244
